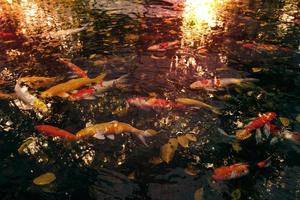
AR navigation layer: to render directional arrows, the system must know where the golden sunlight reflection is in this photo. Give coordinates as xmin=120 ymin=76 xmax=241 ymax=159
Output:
xmin=181 ymin=0 xmax=228 ymax=46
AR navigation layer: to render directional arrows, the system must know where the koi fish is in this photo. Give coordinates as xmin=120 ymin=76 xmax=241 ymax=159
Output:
xmin=240 ymin=42 xmax=293 ymax=52
xmin=40 ymin=72 xmax=106 ymax=98
xmin=0 ymin=79 xmax=7 ymax=85
xmin=59 ymin=59 xmax=87 ymax=78
xmin=281 ymin=130 xmax=300 ymax=143
xmin=75 ymin=121 xmax=157 ymax=146
xmin=68 ymin=75 xmax=128 ymax=101
xmin=190 ymin=77 xmax=259 ymax=91
xmin=147 ymin=40 xmax=179 ymax=51
xmin=19 ymin=76 xmax=63 ymax=89
xmin=175 ymin=98 xmax=221 ymax=115
xmin=236 ymin=112 xmax=277 ymax=140
xmin=35 ymin=125 xmax=77 ymax=140
xmin=212 ymin=158 xmax=271 ymax=181
xmin=14 ymin=81 xmax=48 ymax=113
xmin=0 ymin=32 xmax=16 ymax=38
xmin=127 ymin=97 xmax=185 ymax=110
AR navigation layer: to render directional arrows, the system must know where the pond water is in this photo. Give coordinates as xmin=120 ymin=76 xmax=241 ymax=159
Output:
xmin=0 ymin=0 xmax=300 ymax=199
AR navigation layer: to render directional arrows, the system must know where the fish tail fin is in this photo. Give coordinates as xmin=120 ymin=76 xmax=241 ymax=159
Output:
xmin=217 ymin=128 xmax=237 ymax=142
xmin=135 ymin=129 xmax=157 ymax=146
xmin=257 ymin=156 xmax=272 ymax=168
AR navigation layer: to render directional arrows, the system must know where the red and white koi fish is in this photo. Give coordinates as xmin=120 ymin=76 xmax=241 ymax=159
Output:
xmin=281 ymin=130 xmax=300 ymax=143
xmin=0 ymin=32 xmax=16 ymax=38
xmin=190 ymin=77 xmax=259 ymax=91
xmin=127 ymin=97 xmax=185 ymax=110
xmin=147 ymin=40 xmax=179 ymax=51
xmin=212 ymin=158 xmax=271 ymax=181
xmin=75 ymin=121 xmax=157 ymax=146
xmin=35 ymin=125 xmax=77 ymax=140
xmin=14 ymin=81 xmax=48 ymax=113
xmin=236 ymin=112 xmax=277 ymax=140
xmin=59 ymin=58 xmax=87 ymax=78
xmin=68 ymin=75 xmax=128 ymax=101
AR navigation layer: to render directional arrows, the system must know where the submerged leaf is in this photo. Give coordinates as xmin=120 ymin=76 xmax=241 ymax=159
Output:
xmin=296 ymin=114 xmax=300 ymax=123
xmin=160 ymin=138 xmax=178 ymax=163
xmin=231 ymin=189 xmax=241 ymax=200
xmin=18 ymin=138 xmax=35 ymax=155
xmin=177 ymin=135 xmax=189 ymax=148
xmin=279 ymin=117 xmax=290 ymax=127
xmin=252 ymin=67 xmax=263 ymax=73
xmin=33 ymin=172 xmax=56 ymax=185
xmin=149 ymin=157 xmax=163 ymax=165
xmin=184 ymin=164 xmax=199 ymax=176
xmin=231 ymin=143 xmax=242 ymax=152
xmin=194 ymin=187 xmax=204 ymax=200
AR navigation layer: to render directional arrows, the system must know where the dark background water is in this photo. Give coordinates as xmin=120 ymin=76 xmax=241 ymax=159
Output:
xmin=0 ymin=0 xmax=300 ymax=199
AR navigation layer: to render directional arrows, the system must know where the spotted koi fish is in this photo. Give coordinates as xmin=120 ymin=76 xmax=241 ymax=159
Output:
xmin=212 ymin=158 xmax=271 ymax=181
xmin=127 ymin=97 xmax=185 ymax=110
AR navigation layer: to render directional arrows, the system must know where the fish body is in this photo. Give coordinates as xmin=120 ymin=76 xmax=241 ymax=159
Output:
xmin=40 ymin=73 xmax=106 ymax=98
xmin=175 ymin=98 xmax=221 ymax=114
xmin=19 ymin=76 xmax=63 ymax=89
xmin=212 ymin=158 xmax=271 ymax=181
xmin=0 ymin=91 xmax=16 ymax=100
xmin=0 ymin=32 xmax=16 ymax=38
xmin=190 ymin=78 xmax=258 ymax=91
xmin=281 ymin=130 xmax=300 ymax=143
xmin=147 ymin=40 xmax=179 ymax=51
xmin=127 ymin=97 xmax=184 ymax=110
xmin=47 ymin=24 xmax=89 ymax=38
xmin=236 ymin=112 xmax=277 ymax=140
xmin=75 ymin=121 xmax=156 ymax=145
xmin=68 ymin=75 xmax=128 ymax=101
xmin=14 ymin=81 xmax=48 ymax=113
xmin=59 ymin=59 xmax=87 ymax=78
xmin=35 ymin=125 xmax=77 ymax=140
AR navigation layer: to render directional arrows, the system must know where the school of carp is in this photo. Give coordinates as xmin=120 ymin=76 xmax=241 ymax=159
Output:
xmin=0 ymin=38 xmax=300 ymax=182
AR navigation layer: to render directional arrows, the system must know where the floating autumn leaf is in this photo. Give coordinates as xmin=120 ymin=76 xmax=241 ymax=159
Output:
xmin=279 ymin=117 xmax=290 ymax=127
xmin=160 ymin=138 xmax=178 ymax=163
xmin=185 ymin=133 xmax=197 ymax=142
xmin=18 ymin=137 xmax=35 ymax=155
xmin=149 ymin=156 xmax=163 ymax=165
xmin=231 ymin=143 xmax=242 ymax=152
xmin=252 ymin=67 xmax=263 ymax=73
xmin=194 ymin=187 xmax=204 ymax=200
xmin=33 ymin=172 xmax=56 ymax=185
xmin=296 ymin=114 xmax=300 ymax=123
xmin=184 ymin=164 xmax=199 ymax=176
xmin=231 ymin=189 xmax=241 ymax=200
xmin=177 ymin=135 xmax=189 ymax=148
xmin=124 ymin=34 xmax=139 ymax=42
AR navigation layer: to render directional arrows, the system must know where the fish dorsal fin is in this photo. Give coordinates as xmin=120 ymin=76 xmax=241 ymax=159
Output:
xmin=106 ymin=135 xmax=115 ymax=140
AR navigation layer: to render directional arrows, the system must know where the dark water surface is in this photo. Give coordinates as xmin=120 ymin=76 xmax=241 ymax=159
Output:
xmin=1 ymin=0 xmax=300 ymax=199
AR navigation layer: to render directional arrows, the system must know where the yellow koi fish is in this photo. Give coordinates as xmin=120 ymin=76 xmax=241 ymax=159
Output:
xmin=40 ymin=73 xmax=106 ymax=98
xmin=19 ymin=76 xmax=63 ymax=89
xmin=75 ymin=120 xmax=157 ymax=146
xmin=175 ymin=98 xmax=221 ymax=115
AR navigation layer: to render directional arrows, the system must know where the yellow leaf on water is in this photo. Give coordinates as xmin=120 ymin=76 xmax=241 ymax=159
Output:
xmin=185 ymin=133 xmax=197 ymax=142
xmin=33 ymin=172 xmax=56 ymax=185
xmin=160 ymin=138 xmax=178 ymax=163
xmin=177 ymin=135 xmax=189 ymax=148
xmin=231 ymin=189 xmax=241 ymax=200
xmin=296 ymin=114 xmax=300 ymax=123
xmin=279 ymin=117 xmax=290 ymax=127
xmin=194 ymin=187 xmax=204 ymax=200
xmin=149 ymin=157 xmax=163 ymax=165
xmin=232 ymin=143 xmax=242 ymax=152
xmin=252 ymin=67 xmax=263 ymax=73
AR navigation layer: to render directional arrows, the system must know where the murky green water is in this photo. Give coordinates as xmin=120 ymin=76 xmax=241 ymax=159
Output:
xmin=0 ymin=0 xmax=300 ymax=199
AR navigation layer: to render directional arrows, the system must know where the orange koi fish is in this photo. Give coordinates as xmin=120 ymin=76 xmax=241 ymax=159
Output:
xmin=0 ymin=91 xmax=16 ymax=100
xmin=236 ymin=112 xmax=277 ymax=140
xmin=147 ymin=40 xmax=179 ymax=51
xmin=127 ymin=97 xmax=185 ymax=110
xmin=0 ymin=32 xmax=16 ymax=38
xmin=35 ymin=125 xmax=77 ymax=140
xmin=190 ymin=77 xmax=258 ymax=91
xmin=40 ymin=72 xmax=106 ymax=98
xmin=59 ymin=58 xmax=87 ymax=78
xmin=75 ymin=121 xmax=157 ymax=146
xmin=212 ymin=158 xmax=271 ymax=181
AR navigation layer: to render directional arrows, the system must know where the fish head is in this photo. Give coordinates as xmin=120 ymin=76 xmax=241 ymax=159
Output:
xmin=34 ymin=125 xmax=49 ymax=135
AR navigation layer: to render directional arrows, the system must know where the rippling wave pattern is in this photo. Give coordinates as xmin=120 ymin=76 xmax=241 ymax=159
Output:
xmin=0 ymin=0 xmax=300 ymax=199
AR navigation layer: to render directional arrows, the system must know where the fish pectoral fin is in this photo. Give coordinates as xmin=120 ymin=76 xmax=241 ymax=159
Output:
xmin=93 ymin=133 xmax=105 ymax=140
xmin=106 ymin=135 xmax=115 ymax=140
xmin=57 ymin=92 xmax=69 ymax=98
